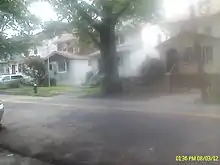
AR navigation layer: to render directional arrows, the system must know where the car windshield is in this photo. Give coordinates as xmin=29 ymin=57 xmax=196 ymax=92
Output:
xmin=0 ymin=1 xmax=219 ymax=165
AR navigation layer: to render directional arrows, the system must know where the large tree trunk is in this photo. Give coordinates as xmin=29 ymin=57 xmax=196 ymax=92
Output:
xmin=99 ymin=21 xmax=122 ymax=95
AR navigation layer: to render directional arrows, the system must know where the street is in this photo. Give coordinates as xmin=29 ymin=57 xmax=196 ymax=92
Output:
xmin=0 ymin=93 xmax=220 ymax=165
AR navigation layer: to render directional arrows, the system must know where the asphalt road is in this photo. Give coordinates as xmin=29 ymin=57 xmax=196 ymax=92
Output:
xmin=1 ymin=94 xmax=220 ymax=165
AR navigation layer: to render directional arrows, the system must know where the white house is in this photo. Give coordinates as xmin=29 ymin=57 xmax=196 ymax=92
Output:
xmin=45 ymin=51 xmax=89 ymax=86
xmin=38 ymin=34 xmax=90 ymax=86
xmin=88 ymin=26 xmax=161 ymax=78
xmin=29 ymin=37 xmax=58 ymax=58
xmin=0 ymin=54 xmax=24 ymax=75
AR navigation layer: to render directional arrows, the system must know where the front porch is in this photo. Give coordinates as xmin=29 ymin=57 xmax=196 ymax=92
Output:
xmin=155 ymin=32 xmax=220 ymax=93
xmin=157 ymin=31 xmax=218 ymax=74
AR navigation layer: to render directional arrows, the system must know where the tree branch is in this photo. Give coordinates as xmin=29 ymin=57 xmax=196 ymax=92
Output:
xmin=74 ymin=3 xmax=101 ymax=32
xmin=87 ymin=31 xmax=100 ymax=48
xmin=80 ymin=1 xmax=101 ymax=17
xmin=113 ymin=0 xmax=133 ymax=20
xmin=0 ymin=14 xmax=10 ymax=33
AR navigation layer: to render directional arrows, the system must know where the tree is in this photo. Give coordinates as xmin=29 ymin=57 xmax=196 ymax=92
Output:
xmin=22 ymin=56 xmax=46 ymax=85
xmin=44 ymin=0 xmax=159 ymax=94
xmin=0 ymin=0 xmax=40 ymax=59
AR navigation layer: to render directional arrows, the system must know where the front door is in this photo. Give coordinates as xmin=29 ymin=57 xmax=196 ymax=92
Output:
xmin=49 ymin=62 xmax=58 ymax=78
xmin=166 ymin=49 xmax=178 ymax=73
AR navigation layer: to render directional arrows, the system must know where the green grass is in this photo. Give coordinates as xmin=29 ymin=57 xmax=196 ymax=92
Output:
xmin=202 ymin=92 xmax=220 ymax=104
xmin=0 ymin=85 xmax=74 ymax=97
xmin=69 ymin=86 xmax=101 ymax=97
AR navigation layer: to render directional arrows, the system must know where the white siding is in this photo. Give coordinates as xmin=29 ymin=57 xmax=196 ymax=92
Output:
xmin=69 ymin=60 xmax=89 ymax=86
xmin=90 ymin=58 xmax=99 ymax=72
xmin=205 ymin=41 xmax=220 ymax=73
xmin=210 ymin=21 xmax=220 ymax=38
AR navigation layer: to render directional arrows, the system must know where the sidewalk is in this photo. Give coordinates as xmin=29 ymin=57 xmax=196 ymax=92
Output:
xmin=1 ymin=93 xmax=220 ymax=118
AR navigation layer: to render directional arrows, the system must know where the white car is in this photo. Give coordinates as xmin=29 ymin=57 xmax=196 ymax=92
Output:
xmin=0 ymin=74 xmax=23 ymax=84
xmin=0 ymin=101 xmax=4 ymax=124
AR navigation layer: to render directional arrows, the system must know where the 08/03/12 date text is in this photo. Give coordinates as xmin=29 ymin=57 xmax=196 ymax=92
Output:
xmin=176 ymin=156 xmax=219 ymax=162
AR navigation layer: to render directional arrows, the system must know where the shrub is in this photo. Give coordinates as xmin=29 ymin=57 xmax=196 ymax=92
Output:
xmin=22 ymin=56 xmax=46 ymax=84
xmin=20 ymin=77 xmax=35 ymax=86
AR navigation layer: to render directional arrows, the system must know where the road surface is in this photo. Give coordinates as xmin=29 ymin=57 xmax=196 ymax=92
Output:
xmin=0 ymin=94 xmax=220 ymax=165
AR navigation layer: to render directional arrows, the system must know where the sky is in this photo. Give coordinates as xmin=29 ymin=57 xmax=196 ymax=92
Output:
xmin=30 ymin=0 xmax=200 ymax=22
xmin=29 ymin=2 xmax=58 ymax=22
xmin=164 ymin=0 xmax=199 ymax=20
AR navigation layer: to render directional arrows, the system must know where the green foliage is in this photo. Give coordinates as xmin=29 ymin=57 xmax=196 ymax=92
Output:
xmin=20 ymin=77 xmax=35 ymax=86
xmin=43 ymin=0 xmax=159 ymax=47
xmin=0 ymin=0 xmax=40 ymax=59
xmin=39 ymin=21 xmax=73 ymax=40
xmin=22 ymin=56 xmax=46 ymax=85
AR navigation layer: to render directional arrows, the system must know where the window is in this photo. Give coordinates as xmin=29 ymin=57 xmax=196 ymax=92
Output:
xmin=183 ymin=47 xmax=193 ymax=63
xmin=57 ymin=43 xmax=62 ymax=51
xmin=18 ymin=64 xmax=22 ymax=73
xmin=202 ymin=46 xmax=213 ymax=64
xmin=11 ymin=75 xmax=23 ymax=80
xmin=11 ymin=65 xmax=16 ymax=74
xmin=66 ymin=42 xmax=71 ymax=46
xmin=117 ymin=56 xmax=123 ymax=66
xmin=3 ymin=76 xmax=10 ymax=81
xmin=116 ymin=35 xmax=125 ymax=45
xmin=34 ymin=48 xmax=38 ymax=54
xmin=68 ymin=47 xmax=73 ymax=53
xmin=49 ymin=64 xmax=53 ymax=70
xmin=58 ymin=61 xmax=67 ymax=72
xmin=119 ymin=35 xmax=125 ymax=44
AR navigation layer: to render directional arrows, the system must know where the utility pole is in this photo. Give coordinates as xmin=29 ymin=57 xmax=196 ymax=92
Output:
xmin=47 ymin=44 xmax=51 ymax=88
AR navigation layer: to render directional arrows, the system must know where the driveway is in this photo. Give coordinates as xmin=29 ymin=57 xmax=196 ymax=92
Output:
xmin=1 ymin=93 xmax=220 ymax=165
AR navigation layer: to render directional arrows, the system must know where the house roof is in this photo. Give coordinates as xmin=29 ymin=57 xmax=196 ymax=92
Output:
xmin=44 ymin=51 xmax=89 ymax=60
xmin=157 ymin=31 xmax=220 ymax=50
xmin=161 ymin=11 xmax=220 ymax=27
xmin=53 ymin=33 xmax=75 ymax=44
xmin=89 ymin=44 xmax=137 ymax=58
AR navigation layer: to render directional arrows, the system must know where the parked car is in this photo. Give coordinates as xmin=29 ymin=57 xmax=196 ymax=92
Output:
xmin=0 ymin=74 xmax=24 ymax=87
xmin=0 ymin=101 xmax=4 ymax=125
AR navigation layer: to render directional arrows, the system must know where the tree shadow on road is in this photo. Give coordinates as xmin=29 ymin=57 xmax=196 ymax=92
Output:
xmin=32 ymin=110 xmax=187 ymax=165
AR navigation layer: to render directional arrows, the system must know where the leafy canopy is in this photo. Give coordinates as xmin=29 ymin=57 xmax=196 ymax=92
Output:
xmin=43 ymin=0 xmax=160 ymax=47
xmin=0 ymin=0 xmax=40 ymax=59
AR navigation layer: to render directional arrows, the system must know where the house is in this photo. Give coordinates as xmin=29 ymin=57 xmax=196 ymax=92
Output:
xmin=0 ymin=54 xmax=24 ymax=75
xmin=45 ymin=51 xmax=89 ymax=86
xmin=157 ymin=6 xmax=220 ymax=89
xmin=43 ymin=33 xmax=90 ymax=86
xmin=28 ymin=37 xmax=58 ymax=58
xmin=88 ymin=26 xmax=161 ymax=78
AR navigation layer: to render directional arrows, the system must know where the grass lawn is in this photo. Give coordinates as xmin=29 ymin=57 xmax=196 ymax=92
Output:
xmin=70 ymin=87 xmax=101 ymax=97
xmin=0 ymin=85 xmax=74 ymax=97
